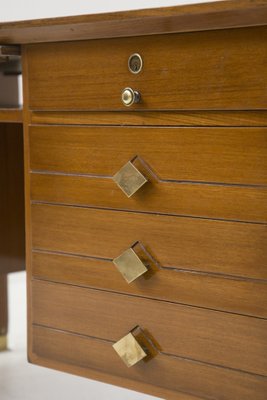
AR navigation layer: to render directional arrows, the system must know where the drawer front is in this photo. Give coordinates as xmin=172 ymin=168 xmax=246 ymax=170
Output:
xmin=32 ymin=325 xmax=267 ymax=400
xmin=32 ymin=251 xmax=267 ymax=318
xmin=31 ymin=204 xmax=267 ymax=280
xmin=31 ymin=173 xmax=267 ymax=223
xmin=29 ymin=126 xmax=267 ymax=185
xmin=29 ymin=125 xmax=267 ymax=223
xmin=29 ymin=125 xmax=267 ymax=185
xmin=26 ymin=26 xmax=267 ymax=111
xmin=32 ymin=280 xmax=267 ymax=377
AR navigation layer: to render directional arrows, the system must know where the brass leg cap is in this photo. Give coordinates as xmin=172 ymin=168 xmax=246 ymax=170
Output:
xmin=0 ymin=335 xmax=7 ymax=352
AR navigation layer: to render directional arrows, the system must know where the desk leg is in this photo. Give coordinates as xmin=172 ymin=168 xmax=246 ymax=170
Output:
xmin=0 ymin=274 xmax=8 ymax=351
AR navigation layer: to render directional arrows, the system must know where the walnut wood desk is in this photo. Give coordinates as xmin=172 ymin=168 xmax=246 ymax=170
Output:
xmin=0 ymin=1 xmax=266 ymax=398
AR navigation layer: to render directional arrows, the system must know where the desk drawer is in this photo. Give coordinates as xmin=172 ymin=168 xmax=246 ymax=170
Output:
xmin=31 ymin=173 xmax=267 ymax=223
xmin=31 ymin=204 xmax=267 ymax=280
xmin=31 ymin=280 xmax=267 ymax=377
xmin=26 ymin=26 xmax=267 ymax=111
xmin=29 ymin=125 xmax=267 ymax=223
xmin=32 ymin=251 xmax=267 ymax=318
xmin=32 ymin=325 xmax=267 ymax=400
xmin=29 ymin=126 xmax=267 ymax=185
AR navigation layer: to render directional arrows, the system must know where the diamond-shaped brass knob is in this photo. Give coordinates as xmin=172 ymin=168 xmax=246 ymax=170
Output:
xmin=113 ymin=247 xmax=148 ymax=283
xmin=112 ymin=161 xmax=148 ymax=197
xmin=113 ymin=332 xmax=147 ymax=367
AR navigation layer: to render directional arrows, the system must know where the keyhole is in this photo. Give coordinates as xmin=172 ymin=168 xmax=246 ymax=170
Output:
xmin=128 ymin=53 xmax=143 ymax=74
xmin=133 ymin=62 xmax=138 ymax=71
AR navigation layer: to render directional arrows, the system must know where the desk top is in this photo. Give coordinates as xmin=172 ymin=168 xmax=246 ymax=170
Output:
xmin=0 ymin=0 xmax=267 ymax=45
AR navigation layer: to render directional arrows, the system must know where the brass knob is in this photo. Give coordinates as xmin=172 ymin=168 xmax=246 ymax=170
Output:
xmin=113 ymin=247 xmax=149 ymax=283
xmin=113 ymin=331 xmax=147 ymax=367
xmin=113 ymin=326 xmax=158 ymax=367
xmin=112 ymin=161 xmax=148 ymax=197
xmin=121 ymin=87 xmax=141 ymax=107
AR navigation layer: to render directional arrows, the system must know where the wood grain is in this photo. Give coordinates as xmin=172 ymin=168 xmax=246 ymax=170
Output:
xmin=1 ymin=0 xmax=267 ymax=44
xmin=31 ymin=280 xmax=267 ymax=376
xmin=30 ymin=172 xmax=267 ymax=224
xmin=0 ymin=109 xmax=23 ymax=123
xmin=29 ymin=125 xmax=267 ymax=185
xmin=32 ymin=251 xmax=267 ymax=318
xmin=0 ymin=123 xmax=25 ymax=274
xmin=31 ymin=325 xmax=267 ymax=400
xmin=26 ymin=27 xmax=267 ymax=111
xmin=22 ymin=44 xmax=34 ymax=360
xmin=19 ymin=2 xmax=267 ymax=397
xmin=30 ymin=110 xmax=267 ymax=127
xmin=31 ymin=204 xmax=267 ymax=280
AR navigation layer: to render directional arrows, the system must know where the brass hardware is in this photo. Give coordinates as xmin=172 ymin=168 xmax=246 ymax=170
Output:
xmin=0 ymin=335 xmax=7 ymax=352
xmin=128 ymin=53 xmax=143 ymax=74
xmin=113 ymin=247 xmax=148 ymax=283
xmin=121 ymin=87 xmax=141 ymax=107
xmin=113 ymin=331 xmax=147 ymax=367
xmin=113 ymin=161 xmax=147 ymax=197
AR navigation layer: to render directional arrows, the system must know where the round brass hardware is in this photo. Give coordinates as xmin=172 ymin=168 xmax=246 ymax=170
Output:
xmin=128 ymin=53 xmax=143 ymax=74
xmin=121 ymin=87 xmax=141 ymax=107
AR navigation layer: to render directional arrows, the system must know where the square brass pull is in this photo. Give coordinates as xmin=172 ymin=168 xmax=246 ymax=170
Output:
xmin=113 ymin=332 xmax=147 ymax=368
xmin=113 ymin=161 xmax=148 ymax=197
xmin=113 ymin=248 xmax=148 ymax=283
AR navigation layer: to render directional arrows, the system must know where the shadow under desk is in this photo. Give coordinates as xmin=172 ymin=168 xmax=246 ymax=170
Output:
xmin=0 ymin=108 xmax=25 ymax=350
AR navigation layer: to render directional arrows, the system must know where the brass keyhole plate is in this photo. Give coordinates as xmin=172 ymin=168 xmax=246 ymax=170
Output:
xmin=128 ymin=53 xmax=143 ymax=74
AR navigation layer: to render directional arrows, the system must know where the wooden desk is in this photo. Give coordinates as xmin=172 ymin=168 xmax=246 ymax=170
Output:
xmin=0 ymin=1 xmax=266 ymax=398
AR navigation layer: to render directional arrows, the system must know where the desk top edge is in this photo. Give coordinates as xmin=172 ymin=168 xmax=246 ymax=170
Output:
xmin=0 ymin=0 xmax=267 ymax=45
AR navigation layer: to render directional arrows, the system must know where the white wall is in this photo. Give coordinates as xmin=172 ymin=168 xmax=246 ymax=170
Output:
xmin=0 ymin=0 xmax=216 ymax=22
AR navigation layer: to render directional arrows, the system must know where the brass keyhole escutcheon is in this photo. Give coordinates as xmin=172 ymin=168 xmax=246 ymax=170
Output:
xmin=128 ymin=53 xmax=143 ymax=74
